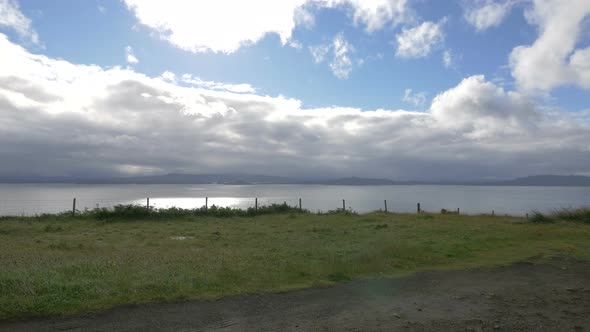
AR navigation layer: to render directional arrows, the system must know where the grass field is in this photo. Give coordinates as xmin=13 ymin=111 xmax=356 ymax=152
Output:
xmin=1 ymin=209 xmax=589 ymax=320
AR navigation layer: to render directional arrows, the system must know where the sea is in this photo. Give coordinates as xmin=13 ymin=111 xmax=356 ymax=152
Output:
xmin=0 ymin=183 xmax=589 ymax=216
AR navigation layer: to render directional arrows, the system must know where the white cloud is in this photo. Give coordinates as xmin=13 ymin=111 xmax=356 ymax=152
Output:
xmin=1 ymin=33 xmax=589 ymax=179
xmin=396 ymin=21 xmax=444 ymax=58
xmin=430 ymin=75 xmax=539 ymax=139
xmin=309 ymin=44 xmax=330 ymax=63
xmin=0 ymin=0 xmax=39 ymax=44
xmin=464 ymin=0 xmax=515 ymax=31
xmin=123 ymin=0 xmax=307 ymax=54
xmin=160 ymin=70 xmax=176 ymax=82
xmin=125 ymin=46 xmax=139 ymax=64
xmin=329 ymin=33 xmax=354 ymax=79
xmin=294 ymin=5 xmax=315 ymax=29
xmin=289 ymin=39 xmax=303 ymax=50
xmin=509 ymin=0 xmax=590 ymax=93
xmin=331 ymin=0 xmax=412 ymax=32
xmin=122 ymin=0 xmax=411 ymax=54
xmin=442 ymin=49 xmax=453 ymax=68
xmin=181 ymin=74 xmax=256 ymax=94
xmin=402 ymin=89 xmax=427 ymax=107
xmin=310 ymin=33 xmax=357 ymax=79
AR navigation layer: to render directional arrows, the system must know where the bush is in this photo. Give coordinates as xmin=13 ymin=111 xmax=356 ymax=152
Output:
xmin=62 ymin=202 xmax=311 ymax=221
xmin=550 ymin=207 xmax=590 ymax=224
xmin=318 ymin=208 xmax=357 ymax=216
xmin=440 ymin=209 xmax=459 ymax=214
xmin=528 ymin=208 xmax=590 ymax=224
xmin=529 ymin=211 xmax=553 ymax=224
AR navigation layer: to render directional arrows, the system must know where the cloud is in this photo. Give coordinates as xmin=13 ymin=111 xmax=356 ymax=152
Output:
xmin=125 ymin=46 xmax=139 ymax=64
xmin=1 ymin=33 xmax=589 ymax=180
xmin=309 ymin=44 xmax=330 ymax=63
xmin=402 ymin=89 xmax=427 ymax=107
xmin=294 ymin=5 xmax=315 ymax=29
xmin=430 ymin=75 xmax=539 ymax=139
xmin=310 ymin=33 xmax=357 ymax=79
xmin=442 ymin=49 xmax=453 ymax=68
xmin=509 ymin=0 xmax=590 ymax=94
xmin=181 ymin=74 xmax=256 ymax=94
xmin=0 ymin=0 xmax=40 ymax=44
xmin=160 ymin=70 xmax=176 ymax=82
xmin=333 ymin=0 xmax=412 ymax=32
xmin=288 ymin=39 xmax=303 ymax=49
xmin=122 ymin=0 xmax=411 ymax=54
xmin=329 ymin=33 xmax=355 ymax=79
xmin=396 ymin=21 xmax=445 ymax=58
xmin=464 ymin=0 xmax=515 ymax=31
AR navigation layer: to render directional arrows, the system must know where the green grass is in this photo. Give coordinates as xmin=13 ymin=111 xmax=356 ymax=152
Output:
xmin=0 ymin=210 xmax=589 ymax=320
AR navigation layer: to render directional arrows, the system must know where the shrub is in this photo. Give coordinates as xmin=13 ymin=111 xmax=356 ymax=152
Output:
xmin=550 ymin=207 xmax=590 ymax=224
xmin=529 ymin=211 xmax=553 ymax=223
xmin=59 ymin=202 xmax=311 ymax=221
xmin=319 ymin=208 xmax=357 ymax=216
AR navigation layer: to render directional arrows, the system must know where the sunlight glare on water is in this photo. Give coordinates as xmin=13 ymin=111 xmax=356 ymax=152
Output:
xmin=131 ymin=197 xmax=246 ymax=210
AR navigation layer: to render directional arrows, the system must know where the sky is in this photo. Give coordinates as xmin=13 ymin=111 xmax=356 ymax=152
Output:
xmin=0 ymin=0 xmax=589 ymax=181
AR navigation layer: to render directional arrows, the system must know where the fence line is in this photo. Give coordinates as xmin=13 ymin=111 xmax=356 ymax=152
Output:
xmin=0 ymin=195 xmax=524 ymax=217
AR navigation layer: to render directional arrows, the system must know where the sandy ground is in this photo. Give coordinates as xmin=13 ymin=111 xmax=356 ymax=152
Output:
xmin=1 ymin=257 xmax=588 ymax=332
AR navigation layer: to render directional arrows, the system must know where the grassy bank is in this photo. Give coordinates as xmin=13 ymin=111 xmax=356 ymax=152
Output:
xmin=1 ymin=209 xmax=589 ymax=320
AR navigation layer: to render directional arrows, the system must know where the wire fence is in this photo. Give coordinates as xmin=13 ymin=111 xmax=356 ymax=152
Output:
xmin=0 ymin=196 xmax=517 ymax=217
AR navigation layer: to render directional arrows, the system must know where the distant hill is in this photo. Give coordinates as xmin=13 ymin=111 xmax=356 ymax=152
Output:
xmin=1 ymin=174 xmax=589 ymax=186
xmin=115 ymin=173 xmax=296 ymax=185
xmin=492 ymin=175 xmax=590 ymax=187
xmin=0 ymin=173 xmax=296 ymax=185
xmin=304 ymin=177 xmax=397 ymax=185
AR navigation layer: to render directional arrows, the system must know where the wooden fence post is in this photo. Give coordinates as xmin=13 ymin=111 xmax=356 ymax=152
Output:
xmin=342 ymin=199 xmax=345 ymax=211
xmin=384 ymin=200 xmax=388 ymax=212
xmin=255 ymin=198 xmax=258 ymax=211
xmin=72 ymin=198 xmax=76 ymax=216
xmin=417 ymin=203 xmax=421 ymax=213
xmin=299 ymin=198 xmax=302 ymax=211
xmin=205 ymin=197 xmax=208 ymax=211
xmin=146 ymin=198 xmax=150 ymax=211
xmin=457 ymin=208 xmax=460 ymax=215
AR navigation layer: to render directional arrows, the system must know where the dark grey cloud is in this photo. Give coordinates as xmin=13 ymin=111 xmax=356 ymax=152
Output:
xmin=0 ymin=76 xmax=62 ymax=103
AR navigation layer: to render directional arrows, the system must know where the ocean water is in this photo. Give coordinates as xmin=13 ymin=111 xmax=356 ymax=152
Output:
xmin=0 ymin=183 xmax=588 ymax=216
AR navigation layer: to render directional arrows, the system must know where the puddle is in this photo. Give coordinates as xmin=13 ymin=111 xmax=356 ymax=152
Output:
xmin=170 ymin=236 xmax=194 ymax=240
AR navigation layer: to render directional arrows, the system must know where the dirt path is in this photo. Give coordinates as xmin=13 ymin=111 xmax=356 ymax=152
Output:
xmin=1 ymin=258 xmax=588 ymax=332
